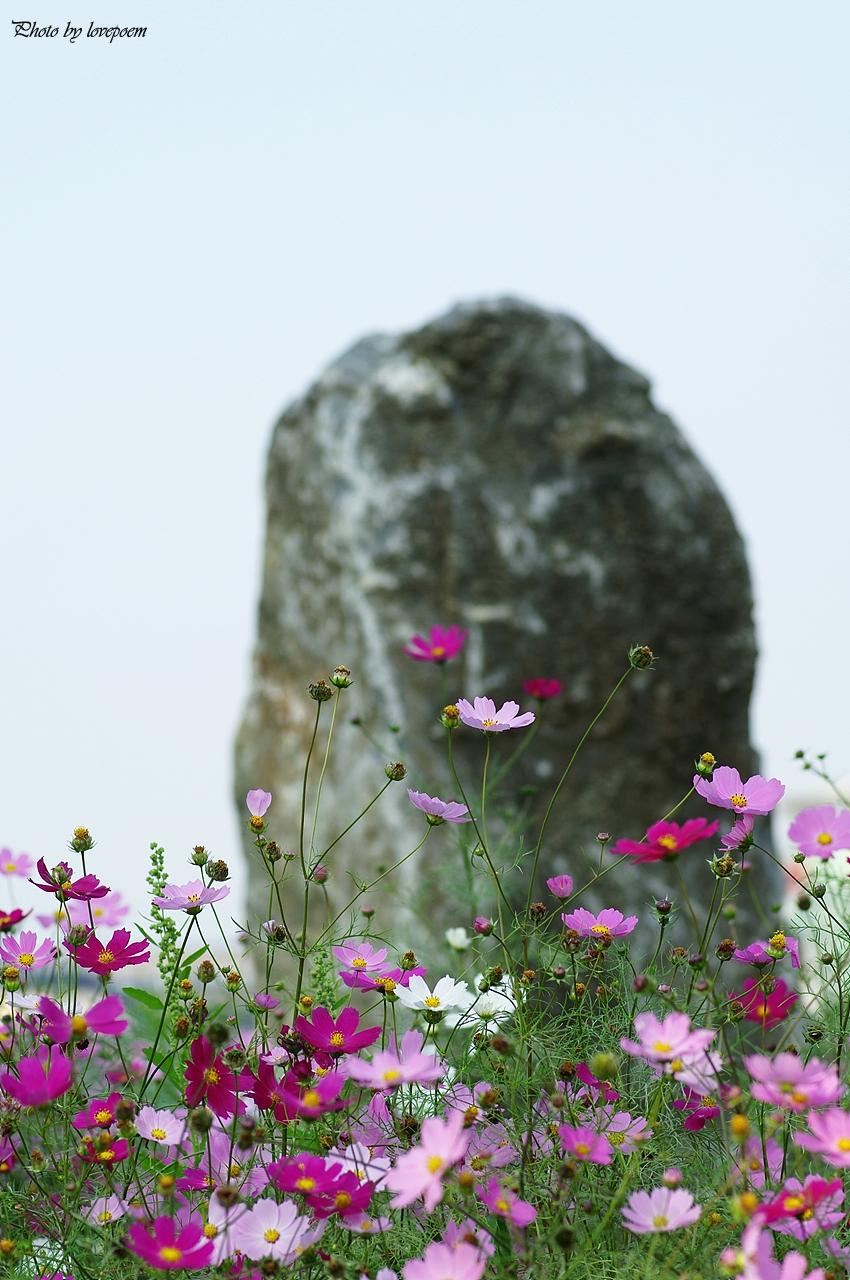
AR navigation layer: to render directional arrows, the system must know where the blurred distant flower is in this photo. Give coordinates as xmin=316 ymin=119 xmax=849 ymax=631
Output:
xmin=733 ymin=978 xmax=797 ymax=1029
xmin=445 ymin=928 xmax=471 ymax=951
xmin=788 ymin=805 xmax=850 ymax=859
xmin=0 ymin=850 xmax=34 ymax=878
xmin=403 ymin=624 xmax=468 ymax=664
xmin=522 ymin=678 xmax=562 ymax=701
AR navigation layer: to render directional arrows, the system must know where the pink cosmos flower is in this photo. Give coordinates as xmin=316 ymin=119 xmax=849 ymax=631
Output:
xmin=473 ymin=917 xmax=493 ymax=935
xmin=722 ymin=815 xmax=755 ymax=851
xmin=733 ymin=933 xmax=801 ymax=969
xmin=733 ymin=978 xmax=797 ymax=1029
xmin=561 ymin=907 xmax=638 ymax=939
xmin=456 ymin=696 xmax=535 ymax=733
xmin=39 ymin=994 xmax=127 ymax=1042
xmin=67 ymin=890 xmax=131 ymax=929
xmin=295 ymin=1005 xmax=381 ymax=1057
xmin=574 ymin=1061 xmax=620 ymax=1103
xmin=523 ymin=678 xmax=563 ymax=701
xmin=229 ymin=1198 xmax=312 ymax=1260
xmin=307 ymin=1170 xmax=375 ymax=1220
xmin=66 ymin=928 xmax=150 ymax=977
xmin=765 ymin=1176 xmax=844 ymax=1240
xmin=269 ymin=1151 xmax=343 ymax=1198
xmin=611 ymin=817 xmax=720 ymax=864
xmin=125 ymin=1216 xmax=214 ymax=1270
xmin=788 ymin=805 xmax=850 ymax=859
xmin=136 ymin=1106 xmax=186 ymax=1145
xmin=598 ymin=1108 xmax=652 ymax=1154
xmin=246 ymin=788 xmax=273 ymax=817
xmin=73 ymin=1093 xmax=124 ymax=1130
xmin=672 ymin=1088 xmax=721 ymax=1131
xmin=621 ymin=1186 xmax=702 ymax=1234
xmin=694 ymin=765 xmax=785 ymax=815
xmin=735 ymin=1136 xmax=784 ymax=1189
xmin=442 ymin=1219 xmax=495 ymax=1258
xmin=339 ymin=1212 xmax=392 ymax=1234
xmin=86 ymin=1194 xmax=127 ymax=1226
xmin=151 ymin=879 xmax=230 ymax=913
xmin=745 ymin=1053 xmax=842 ymax=1112
xmin=403 ymin=624 xmax=468 ymax=663
xmin=737 ymin=1221 xmax=826 ymax=1280
xmin=185 ymin=1036 xmax=237 ymax=1118
xmin=0 ymin=849 xmax=34 ymax=877
xmin=621 ymin=1011 xmax=717 ymax=1065
xmin=81 ymin=1135 xmax=130 ymax=1165
xmin=0 ymin=1138 xmax=17 ymax=1174
xmin=30 ymin=858 xmax=109 ymax=901
xmin=546 ymin=875 xmax=574 ymax=898
xmin=347 ymin=1028 xmax=444 ymax=1090
xmin=340 ymin=964 xmax=425 ymax=994
xmin=332 ymin=939 xmax=389 ymax=973
xmin=404 ymin=1241 xmax=486 ymax=1280
xmin=793 ymin=1109 xmax=850 ymax=1167
xmin=0 ymin=930 xmax=55 ymax=971
xmin=463 ymin=1123 xmax=518 ymax=1172
xmin=558 ymin=1124 xmax=612 ymax=1165
xmin=386 ymin=1110 xmax=470 ymax=1210
xmin=476 ymin=1176 xmax=537 ymax=1226
xmin=0 ymin=1049 xmax=72 ymax=1105
xmin=407 ymin=789 xmax=472 ymax=825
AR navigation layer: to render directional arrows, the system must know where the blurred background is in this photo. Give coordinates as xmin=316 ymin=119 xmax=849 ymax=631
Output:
xmin=2 ymin=1 xmax=848 ymax=923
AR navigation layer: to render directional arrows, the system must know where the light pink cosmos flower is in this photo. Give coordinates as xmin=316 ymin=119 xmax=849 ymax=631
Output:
xmin=788 ymin=805 xmax=850 ymax=860
xmin=0 ymin=849 xmax=34 ymax=877
xmin=736 ymin=1221 xmax=826 ymax=1280
xmin=339 ymin=1212 xmax=392 ymax=1234
xmin=733 ymin=933 xmax=801 ymax=969
xmin=0 ymin=931 xmax=56 ymax=971
xmin=546 ymin=875 xmax=573 ymax=898
xmin=734 ymin=1136 xmax=784 ymax=1189
xmin=793 ymin=1108 xmax=850 ymax=1167
xmin=346 ymin=1029 xmax=444 ymax=1091
xmin=407 ymin=790 xmax=472 ymax=825
xmin=332 ymin=939 xmax=389 ymax=973
xmin=442 ymin=1220 xmax=495 ymax=1258
xmin=403 ymin=1241 xmax=486 ymax=1280
xmin=229 ymin=1197 xmax=311 ymax=1260
xmin=745 ymin=1053 xmax=842 ymax=1112
xmin=722 ymin=815 xmax=755 ymax=851
xmin=561 ymin=907 xmax=638 ymax=939
xmin=67 ymin=890 xmax=131 ymax=930
xmin=151 ymin=880 xmax=230 ymax=913
xmin=621 ymin=1186 xmax=702 ymax=1234
xmin=403 ymin=624 xmax=468 ymax=664
xmin=476 ymin=1177 xmax=537 ymax=1227
xmin=136 ymin=1106 xmax=186 ymax=1145
xmin=558 ymin=1124 xmax=612 ymax=1165
xmin=694 ymin=765 xmax=785 ymax=815
xmin=86 ymin=1194 xmax=127 ymax=1225
xmin=385 ymin=1110 xmax=470 ymax=1211
xmin=597 ymin=1108 xmax=652 ymax=1154
xmin=456 ymin=697 xmax=535 ymax=733
xmin=621 ymin=1011 xmax=716 ymax=1065
xmin=246 ymin=789 xmax=272 ymax=818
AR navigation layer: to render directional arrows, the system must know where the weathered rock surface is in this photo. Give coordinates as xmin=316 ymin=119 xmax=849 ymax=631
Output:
xmin=235 ymin=298 xmax=780 ymax=957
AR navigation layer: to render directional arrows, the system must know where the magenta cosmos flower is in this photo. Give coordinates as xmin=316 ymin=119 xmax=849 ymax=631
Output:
xmin=404 ymin=1241 xmax=486 ymax=1280
xmin=788 ymin=805 xmax=850 ymax=860
xmin=274 ymin=1071 xmax=347 ymax=1121
xmin=456 ymin=697 xmax=535 ymax=733
xmin=476 ymin=1177 xmax=537 ymax=1226
xmin=546 ymin=875 xmax=573 ymax=898
xmin=403 ymin=624 xmax=468 ymax=663
xmin=39 ymin=994 xmax=127 ymax=1042
xmin=733 ymin=978 xmax=797 ymax=1029
xmin=295 ymin=1005 xmax=380 ymax=1057
xmin=559 ymin=1124 xmax=612 ymax=1165
xmin=185 ymin=1035 xmax=237 ymax=1118
xmin=733 ymin=931 xmax=800 ymax=969
xmin=66 ymin=928 xmax=150 ymax=977
xmin=0 ymin=849 xmax=34 ymax=877
xmin=125 ymin=1217 xmax=213 ymax=1270
xmin=745 ymin=1052 xmax=842 ymax=1112
xmin=407 ymin=789 xmax=471 ymax=825
xmin=30 ymin=858 xmax=109 ymax=901
xmin=0 ymin=1050 xmax=72 ymax=1105
xmin=561 ymin=907 xmax=638 ymax=939
xmin=0 ymin=930 xmax=55 ymax=971
xmin=386 ymin=1110 xmax=470 ymax=1210
xmin=764 ymin=1176 xmax=844 ymax=1240
xmin=721 ymin=815 xmax=755 ymax=851
xmin=694 ymin=765 xmax=784 ymax=815
xmin=246 ymin=788 xmax=272 ymax=818
xmin=672 ymin=1089 xmax=720 ymax=1132
xmin=611 ymin=817 xmax=719 ymax=864
xmin=793 ymin=1110 xmax=850 ymax=1167
xmin=522 ymin=678 xmax=563 ymax=701
xmin=151 ymin=879 xmax=230 ymax=913
xmin=621 ymin=1186 xmax=701 ymax=1234
xmin=73 ymin=1092 xmax=124 ymax=1130
xmin=0 ymin=907 xmax=30 ymax=932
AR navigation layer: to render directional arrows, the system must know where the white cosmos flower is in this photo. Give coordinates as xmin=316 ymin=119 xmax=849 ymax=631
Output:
xmin=444 ymin=975 xmax=515 ymax=1030
xmin=395 ymin=974 xmax=470 ymax=1014
xmin=445 ymin=927 xmax=472 ymax=951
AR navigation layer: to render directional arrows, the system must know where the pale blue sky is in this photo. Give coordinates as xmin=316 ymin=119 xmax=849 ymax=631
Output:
xmin=2 ymin=1 xmax=848 ymax=918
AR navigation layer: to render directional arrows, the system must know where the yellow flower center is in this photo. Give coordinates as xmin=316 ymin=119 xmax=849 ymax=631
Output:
xmin=303 ymin=1090 xmax=321 ymax=1108
xmin=335 ymin=1192 xmax=352 ymax=1210
xmin=17 ymin=954 xmax=34 ymax=967
xmin=94 ymin=1109 xmax=112 ymax=1124
xmin=427 ymin=1155 xmax=443 ymax=1173
xmin=71 ymin=1015 xmax=87 ymax=1034
xmin=657 ymin=834 xmax=678 ymax=850
xmin=376 ymin=977 xmax=396 ymax=992
xmin=818 ymin=832 xmax=833 ymax=845
xmin=590 ymin=925 xmax=611 ymax=938
xmin=769 ymin=932 xmax=786 ymax=950
xmin=608 ymin=1132 xmax=625 ymax=1145
xmin=352 ymin=958 xmax=367 ymax=968
xmin=424 ymin=996 xmax=441 ymax=1008
xmin=296 ymin=1176 xmax=316 ymax=1191
xmin=791 ymin=1092 xmax=807 ymax=1105
xmin=330 ymin=1032 xmax=345 ymax=1046
xmin=264 ymin=1228 xmax=281 ymax=1243
xmin=98 ymin=950 xmax=115 ymax=965
xmin=360 ymin=1219 xmax=373 ymax=1231
xmin=159 ymin=1247 xmax=182 ymax=1262
xmin=229 ymin=1163 xmax=242 ymax=1177
xmin=97 ymin=1211 xmax=113 ymax=1222
xmin=204 ymin=1068 xmax=219 ymax=1085
xmin=204 ymin=1223 xmax=218 ymax=1238
xmin=653 ymin=1215 xmax=668 ymax=1228
xmin=654 ymin=1041 xmax=672 ymax=1053
xmin=730 ymin=793 xmax=748 ymax=808
xmin=836 ymin=1138 xmax=850 ymax=1152
xmin=783 ymin=1195 xmax=805 ymax=1212
xmin=3 ymin=865 xmax=15 ymax=873
xmin=495 ymin=1198 xmax=509 ymax=1212
xmin=383 ymin=1069 xmax=401 ymax=1083
xmin=755 ymin=1005 xmax=770 ymax=1020
xmin=670 ymin=1059 xmax=684 ymax=1073
xmin=187 ymin=893 xmax=200 ymax=902
xmin=151 ymin=1127 xmax=166 ymax=1140
xmin=575 ymin=1142 xmax=590 ymax=1155
xmin=98 ymin=1149 xmax=115 ymax=1161
xmin=802 ymin=1209 xmax=813 ymax=1220
xmin=432 ymin=646 xmax=445 ymax=657
xmin=482 ymin=718 xmax=498 ymax=727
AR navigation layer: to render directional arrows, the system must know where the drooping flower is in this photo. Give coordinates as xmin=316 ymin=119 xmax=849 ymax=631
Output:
xmin=558 ymin=1124 xmax=612 ymax=1165
xmin=403 ymin=624 xmax=468 ymax=664
xmin=788 ymin=805 xmax=850 ymax=860
xmin=0 ymin=850 xmax=34 ymax=878
xmin=793 ymin=1109 xmax=850 ymax=1167
xmin=456 ymin=697 xmax=535 ymax=733
xmin=671 ymin=1088 xmax=721 ymax=1131
xmin=0 ymin=931 xmax=55 ymax=971
xmin=246 ymin=789 xmax=273 ymax=818
xmin=561 ymin=907 xmax=638 ymax=939
xmin=745 ymin=1054 xmax=842 ymax=1112
xmin=407 ymin=790 xmax=472 ymax=825
xmin=136 ymin=1106 xmax=186 ymax=1145
xmin=621 ymin=1186 xmax=702 ymax=1234
xmin=733 ymin=979 xmax=797 ymax=1029
xmin=30 ymin=858 xmax=109 ymax=901
xmin=476 ymin=1176 xmax=537 ymax=1226
xmin=722 ymin=815 xmax=755 ymax=851
xmin=761 ymin=1176 xmax=844 ymax=1240
xmin=386 ymin=1110 xmax=471 ymax=1210
xmin=694 ymin=766 xmax=785 ymax=815
xmin=573 ymin=1061 xmax=620 ymax=1103
xmin=184 ymin=1036 xmax=237 ymax=1118
xmin=39 ymin=994 xmax=128 ymax=1042
xmin=294 ymin=1006 xmax=380 ymax=1057
xmin=403 ymin=1241 xmax=486 ymax=1280
xmin=66 ymin=928 xmax=150 ymax=977
xmin=0 ymin=907 xmax=31 ymax=932
xmin=150 ymin=880 xmax=230 ymax=913
xmin=125 ymin=1216 xmax=214 ymax=1270
xmin=395 ymin=974 xmax=470 ymax=1015
xmin=733 ymin=933 xmax=801 ymax=969
xmin=0 ymin=1050 xmax=72 ymax=1105
xmin=611 ymin=818 xmax=720 ymax=864
xmin=442 ymin=1219 xmax=495 ymax=1258
xmin=347 ymin=1029 xmax=444 ymax=1091
xmin=523 ymin=678 xmax=563 ymax=701
xmin=546 ymin=875 xmax=573 ymax=898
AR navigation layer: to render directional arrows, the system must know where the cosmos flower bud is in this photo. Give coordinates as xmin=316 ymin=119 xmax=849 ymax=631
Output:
xmin=66 ymin=924 xmax=91 ymax=947
xmin=222 ymin=1046 xmax=247 ymax=1070
xmin=712 ymin=854 xmax=734 ymax=877
xmin=811 ymin=883 xmax=827 ymax=899
xmin=2 ymin=968 xmax=20 ymax=991
xmin=473 ymin=916 xmax=493 ymax=936
xmin=804 ymin=1023 xmax=824 ymax=1043
xmin=695 ymin=752 xmax=716 ymax=779
xmin=312 ymin=864 xmax=329 ymax=883
xmin=177 ymin=979 xmax=194 ymax=1001
xmin=632 ymin=973 xmax=648 ymax=991
xmin=298 ymin=995 xmax=313 ymax=1011
xmin=716 ymin=938 xmax=736 ymax=960
xmin=265 ymin=841 xmax=282 ymax=862
xmin=552 ymin=965 xmax=566 ymax=980
xmin=385 ymin=761 xmax=407 ymax=781
xmin=224 ymin=971 xmax=242 ymax=992
xmin=207 ymin=860 xmax=230 ymax=882
xmin=330 ymin=665 xmax=353 ymax=688
xmin=307 ymin=679 xmax=334 ymax=702
xmin=189 ymin=1107 xmax=214 ymax=1133
xmin=529 ymin=902 xmax=547 ymax=921
xmin=629 ymin=644 xmax=656 ymax=670
xmin=797 ymin=892 xmax=811 ymax=911
xmin=662 ymin=1167 xmax=682 ymax=1188
xmin=206 ymin=1022 xmax=229 ymax=1047
xmin=70 ymin=827 xmax=94 ymax=853
xmin=440 ymin=704 xmax=460 ymax=728
xmin=115 ymin=1098 xmax=135 ymax=1121
xmin=655 ymin=899 xmax=672 ymax=916
xmin=589 ymin=1052 xmax=618 ymax=1081
xmin=191 ymin=845 xmax=208 ymax=866
xmin=215 ymin=1184 xmax=240 ymax=1207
